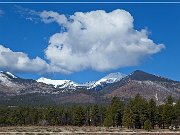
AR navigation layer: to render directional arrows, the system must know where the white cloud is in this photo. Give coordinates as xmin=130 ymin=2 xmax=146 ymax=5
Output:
xmin=40 ymin=9 xmax=165 ymax=72
xmin=1 ymin=9 xmax=165 ymax=74
xmin=39 ymin=10 xmax=68 ymax=25
xmin=0 ymin=45 xmax=48 ymax=73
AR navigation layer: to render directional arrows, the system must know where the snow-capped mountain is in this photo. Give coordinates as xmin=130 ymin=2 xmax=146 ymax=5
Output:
xmin=104 ymin=70 xmax=180 ymax=104
xmin=0 ymin=70 xmax=179 ymax=105
xmin=0 ymin=71 xmax=18 ymax=79
xmin=37 ymin=77 xmax=79 ymax=89
xmin=0 ymin=71 xmax=19 ymax=88
xmin=37 ymin=72 xmax=126 ymax=90
xmin=0 ymin=71 xmax=58 ymax=95
xmin=87 ymin=72 xmax=126 ymax=90
xmin=0 ymin=71 xmax=126 ymax=95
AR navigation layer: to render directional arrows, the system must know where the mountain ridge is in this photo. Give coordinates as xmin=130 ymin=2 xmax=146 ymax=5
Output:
xmin=0 ymin=70 xmax=179 ymax=105
xmin=37 ymin=72 xmax=126 ymax=90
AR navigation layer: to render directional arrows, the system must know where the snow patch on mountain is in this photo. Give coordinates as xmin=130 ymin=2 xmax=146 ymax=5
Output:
xmin=5 ymin=72 xmax=18 ymax=78
xmin=0 ymin=71 xmax=18 ymax=79
xmin=88 ymin=72 xmax=126 ymax=89
xmin=0 ymin=72 xmax=18 ymax=88
xmin=37 ymin=77 xmax=78 ymax=89
xmin=37 ymin=72 xmax=126 ymax=90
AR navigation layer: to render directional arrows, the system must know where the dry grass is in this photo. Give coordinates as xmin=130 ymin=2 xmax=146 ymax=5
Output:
xmin=0 ymin=126 xmax=179 ymax=135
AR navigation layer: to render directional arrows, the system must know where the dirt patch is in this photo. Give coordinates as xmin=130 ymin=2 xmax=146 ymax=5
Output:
xmin=0 ymin=126 xmax=179 ymax=135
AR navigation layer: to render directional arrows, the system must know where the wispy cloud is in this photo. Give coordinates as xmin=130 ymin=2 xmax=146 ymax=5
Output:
xmin=0 ymin=9 xmax=4 ymax=17
xmin=15 ymin=6 xmax=40 ymax=23
xmin=1 ymin=8 xmax=165 ymax=74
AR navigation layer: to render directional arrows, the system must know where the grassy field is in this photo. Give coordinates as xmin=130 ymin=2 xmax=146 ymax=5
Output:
xmin=0 ymin=126 xmax=180 ymax=135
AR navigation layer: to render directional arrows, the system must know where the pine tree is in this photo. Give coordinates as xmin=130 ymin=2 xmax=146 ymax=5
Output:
xmin=128 ymin=94 xmax=148 ymax=129
xmin=122 ymin=107 xmax=134 ymax=129
xmin=148 ymin=98 xmax=156 ymax=129
xmin=144 ymin=119 xmax=152 ymax=131
xmin=111 ymin=97 xmax=124 ymax=127
xmin=162 ymin=96 xmax=176 ymax=128
xmin=74 ymin=106 xmax=85 ymax=126
xmin=174 ymin=98 xmax=180 ymax=126
xmin=156 ymin=105 xmax=164 ymax=129
xmin=104 ymin=106 xmax=113 ymax=127
xmin=91 ymin=105 xmax=101 ymax=126
xmin=167 ymin=95 xmax=173 ymax=105
xmin=114 ymin=109 xmax=122 ymax=127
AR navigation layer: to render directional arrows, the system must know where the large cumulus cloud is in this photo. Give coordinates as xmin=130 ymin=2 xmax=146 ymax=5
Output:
xmin=0 ymin=9 xmax=165 ymax=74
xmin=41 ymin=9 xmax=165 ymax=73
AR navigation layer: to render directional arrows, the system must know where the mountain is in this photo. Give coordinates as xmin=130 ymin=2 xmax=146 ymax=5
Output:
xmin=0 ymin=70 xmax=179 ymax=106
xmin=0 ymin=71 xmax=59 ymax=95
xmin=127 ymin=70 xmax=178 ymax=83
xmin=37 ymin=77 xmax=79 ymax=89
xmin=0 ymin=71 xmax=18 ymax=79
xmin=103 ymin=70 xmax=180 ymax=104
xmin=37 ymin=72 xmax=126 ymax=90
xmin=87 ymin=72 xmax=126 ymax=90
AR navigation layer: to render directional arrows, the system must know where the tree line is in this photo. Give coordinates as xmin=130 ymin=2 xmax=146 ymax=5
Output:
xmin=0 ymin=94 xmax=180 ymax=130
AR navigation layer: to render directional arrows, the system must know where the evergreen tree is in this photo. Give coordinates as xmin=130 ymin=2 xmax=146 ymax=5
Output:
xmin=144 ymin=119 xmax=152 ymax=131
xmin=174 ymin=98 xmax=180 ymax=126
xmin=74 ymin=106 xmax=85 ymax=126
xmin=167 ymin=95 xmax=173 ymax=105
xmin=111 ymin=97 xmax=124 ymax=127
xmin=129 ymin=94 xmax=148 ymax=129
xmin=122 ymin=106 xmax=134 ymax=129
xmin=148 ymin=98 xmax=156 ymax=129
xmin=91 ymin=105 xmax=101 ymax=126
xmin=156 ymin=105 xmax=164 ymax=129
xmin=162 ymin=96 xmax=176 ymax=128
xmin=104 ymin=97 xmax=124 ymax=127
xmin=0 ymin=95 xmax=179 ymax=129
xmin=103 ymin=106 xmax=113 ymax=127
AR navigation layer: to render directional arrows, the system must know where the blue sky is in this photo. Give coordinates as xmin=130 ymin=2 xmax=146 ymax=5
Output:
xmin=0 ymin=3 xmax=180 ymax=82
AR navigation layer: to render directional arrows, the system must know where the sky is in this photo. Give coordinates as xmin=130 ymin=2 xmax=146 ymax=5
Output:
xmin=0 ymin=3 xmax=180 ymax=83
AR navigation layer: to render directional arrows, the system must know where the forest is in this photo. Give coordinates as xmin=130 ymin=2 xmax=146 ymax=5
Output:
xmin=0 ymin=94 xmax=180 ymax=131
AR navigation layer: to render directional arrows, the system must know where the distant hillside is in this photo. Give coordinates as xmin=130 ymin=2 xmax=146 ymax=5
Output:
xmin=0 ymin=70 xmax=179 ymax=106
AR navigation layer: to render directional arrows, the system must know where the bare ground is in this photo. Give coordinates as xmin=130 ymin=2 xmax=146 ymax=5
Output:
xmin=0 ymin=126 xmax=179 ymax=135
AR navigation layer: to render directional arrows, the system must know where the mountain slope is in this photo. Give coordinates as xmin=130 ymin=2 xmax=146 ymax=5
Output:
xmin=104 ymin=70 xmax=180 ymax=103
xmin=128 ymin=70 xmax=178 ymax=83
xmin=37 ymin=72 xmax=126 ymax=90
xmin=0 ymin=70 xmax=179 ymax=105
xmin=87 ymin=72 xmax=126 ymax=90
xmin=0 ymin=71 xmax=58 ymax=95
xmin=37 ymin=77 xmax=78 ymax=89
